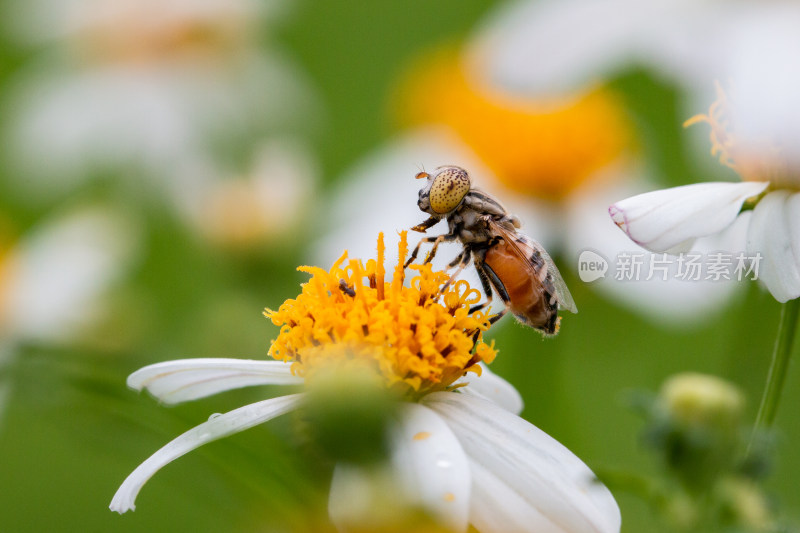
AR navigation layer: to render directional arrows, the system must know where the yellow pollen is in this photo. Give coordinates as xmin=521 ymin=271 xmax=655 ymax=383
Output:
xmin=264 ymin=232 xmax=498 ymax=398
xmin=376 ymin=234 xmax=386 ymax=300
xmin=443 ymin=492 xmax=455 ymax=502
xmin=396 ymin=47 xmax=634 ymax=201
xmin=413 ymin=431 xmax=431 ymax=441
xmin=685 ymin=81 xmax=787 ymax=185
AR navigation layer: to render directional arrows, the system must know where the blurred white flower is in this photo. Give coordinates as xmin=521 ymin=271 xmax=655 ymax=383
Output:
xmin=0 ymin=207 xmax=135 ymax=343
xmin=0 ymin=206 xmax=136 ymax=422
xmin=3 ymin=0 xmax=317 ymax=202
xmin=175 ymin=138 xmax=317 ymax=250
xmin=611 ymin=86 xmax=800 ymax=302
xmin=467 ymin=0 xmax=791 ymax=98
xmin=469 ymin=0 xmax=723 ymax=96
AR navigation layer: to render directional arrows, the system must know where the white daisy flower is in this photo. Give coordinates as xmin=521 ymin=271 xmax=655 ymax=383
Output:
xmin=110 ymin=233 xmax=620 ymax=533
xmin=3 ymin=0 xmax=317 ymax=202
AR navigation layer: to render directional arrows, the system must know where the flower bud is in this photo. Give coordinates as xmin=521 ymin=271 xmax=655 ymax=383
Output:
xmin=659 ymin=372 xmax=744 ymax=431
xmin=716 ymin=477 xmax=774 ymax=531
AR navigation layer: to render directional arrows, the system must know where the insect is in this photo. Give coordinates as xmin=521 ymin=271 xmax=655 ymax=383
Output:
xmin=406 ymin=165 xmax=577 ymax=335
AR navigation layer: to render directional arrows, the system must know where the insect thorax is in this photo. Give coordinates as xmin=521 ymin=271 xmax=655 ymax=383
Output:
xmin=449 ymin=206 xmax=494 ymax=245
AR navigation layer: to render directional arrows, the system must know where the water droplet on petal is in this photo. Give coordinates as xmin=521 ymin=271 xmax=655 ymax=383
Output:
xmin=208 ymin=413 xmax=223 ymax=421
xmin=436 ymin=453 xmax=452 ymax=469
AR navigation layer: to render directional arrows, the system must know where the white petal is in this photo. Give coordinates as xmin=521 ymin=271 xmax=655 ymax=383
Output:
xmin=724 ymin=5 xmax=800 ymax=170
xmin=468 ymin=459 xmax=563 ymax=532
xmin=469 ymin=0 xmax=723 ymax=97
xmin=425 ymin=393 xmax=620 ymax=533
xmin=109 ymin=393 xmax=302 ymax=513
xmin=7 ymin=67 xmax=196 ymax=194
xmin=609 ymin=181 xmax=768 ymax=253
xmin=328 ymin=404 xmax=470 ymax=532
xmin=390 ymin=403 xmax=471 ymax=532
xmin=127 ymin=358 xmax=302 ymax=405
xmin=455 ymin=363 xmax=524 ymax=415
xmin=747 ymin=191 xmax=800 ymax=302
xmin=470 ymin=0 xmax=650 ymax=94
xmin=566 ymin=176 xmax=748 ymax=326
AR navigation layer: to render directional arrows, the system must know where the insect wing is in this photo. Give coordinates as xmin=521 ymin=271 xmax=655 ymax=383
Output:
xmin=486 ymin=219 xmax=578 ymax=314
xmin=527 ymin=237 xmax=578 ymax=314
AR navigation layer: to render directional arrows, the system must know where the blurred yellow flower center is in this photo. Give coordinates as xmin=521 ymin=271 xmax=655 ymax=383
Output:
xmin=0 ymin=226 xmax=16 ymax=330
xmin=73 ymin=2 xmax=250 ymax=66
xmin=397 ymin=48 xmax=633 ymax=201
xmin=264 ymin=232 xmax=497 ymax=398
xmin=199 ymin=179 xmax=294 ymax=250
xmin=202 ymin=180 xmax=271 ymax=249
xmin=685 ymin=83 xmax=789 ymax=187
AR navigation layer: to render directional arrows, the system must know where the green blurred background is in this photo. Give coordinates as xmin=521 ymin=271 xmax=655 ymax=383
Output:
xmin=0 ymin=0 xmax=796 ymax=531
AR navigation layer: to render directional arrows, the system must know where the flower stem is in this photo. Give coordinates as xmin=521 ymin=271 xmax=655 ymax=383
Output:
xmin=749 ymin=298 xmax=800 ymax=451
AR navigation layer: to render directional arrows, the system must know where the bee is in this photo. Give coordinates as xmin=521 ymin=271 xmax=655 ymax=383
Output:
xmin=406 ymin=165 xmax=577 ymax=335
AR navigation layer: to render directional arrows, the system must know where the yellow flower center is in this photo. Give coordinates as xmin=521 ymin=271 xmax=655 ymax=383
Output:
xmin=396 ymin=47 xmax=634 ymax=201
xmin=685 ymin=82 xmax=789 ymax=187
xmin=264 ymin=232 xmax=497 ymax=398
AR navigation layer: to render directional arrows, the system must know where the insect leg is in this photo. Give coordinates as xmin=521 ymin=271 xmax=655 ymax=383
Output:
xmin=406 ymin=232 xmax=458 ymax=268
xmin=448 ymin=249 xmax=466 ymax=269
xmin=439 ymin=250 xmax=472 ymax=294
xmin=488 ymin=308 xmax=509 ymax=325
xmin=468 ymin=262 xmax=496 ymax=314
xmin=470 ymin=262 xmax=510 ymax=329
xmin=424 ymin=233 xmax=457 ymax=264
xmin=483 ymin=263 xmax=510 ymax=304
xmin=405 ymin=235 xmax=440 ymax=268
xmin=411 ymin=216 xmax=440 ymax=233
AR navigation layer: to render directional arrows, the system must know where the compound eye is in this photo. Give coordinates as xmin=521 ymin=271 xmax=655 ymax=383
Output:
xmin=415 ymin=171 xmax=429 ymax=179
xmin=429 ymin=167 xmax=471 ymax=214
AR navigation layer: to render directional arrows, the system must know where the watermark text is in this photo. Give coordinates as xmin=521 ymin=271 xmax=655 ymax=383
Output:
xmin=578 ymin=251 xmax=761 ymax=283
